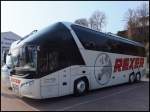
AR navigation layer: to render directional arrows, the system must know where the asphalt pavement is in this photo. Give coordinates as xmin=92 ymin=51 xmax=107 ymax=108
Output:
xmin=1 ymin=78 xmax=149 ymax=111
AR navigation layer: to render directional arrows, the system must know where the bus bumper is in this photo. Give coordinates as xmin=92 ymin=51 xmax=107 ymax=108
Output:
xmin=10 ymin=77 xmax=42 ymax=99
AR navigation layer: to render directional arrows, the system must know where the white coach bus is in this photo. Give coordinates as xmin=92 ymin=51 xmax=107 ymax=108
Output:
xmin=9 ymin=22 xmax=146 ymax=99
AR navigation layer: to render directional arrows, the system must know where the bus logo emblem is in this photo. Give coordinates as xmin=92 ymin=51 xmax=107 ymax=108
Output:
xmin=94 ymin=53 xmax=112 ymax=85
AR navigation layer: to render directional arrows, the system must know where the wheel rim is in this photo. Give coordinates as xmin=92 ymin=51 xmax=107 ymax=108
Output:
xmin=130 ymin=75 xmax=135 ymax=82
xmin=77 ymin=81 xmax=86 ymax=93
xmin=136 ymin=74 xmax=140 ymax=81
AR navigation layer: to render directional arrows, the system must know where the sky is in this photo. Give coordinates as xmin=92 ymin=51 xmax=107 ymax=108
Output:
xmin=1 ymin=1 xmax=149 ymax=37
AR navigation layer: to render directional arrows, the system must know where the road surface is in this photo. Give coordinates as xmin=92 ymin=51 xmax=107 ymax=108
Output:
xmin=1 ymin=78 xmax=149 ymax=111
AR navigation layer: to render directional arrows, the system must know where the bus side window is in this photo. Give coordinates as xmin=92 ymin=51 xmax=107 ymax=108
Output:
xmin=86 ymin=41 xmax=96 ymax=48
xmin=105 ymin=43 xmax=112 ymax=52
xmin=108 ymin=39 xmax=126 ymax=54
xmin=107 ymin=39 xmax=118 ymax=53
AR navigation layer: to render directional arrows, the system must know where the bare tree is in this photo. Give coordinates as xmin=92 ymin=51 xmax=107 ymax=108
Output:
xmin=74 ymin=18 xmax=89 ymax=27
xmin=124 ymin=8 xmax=138 ymax=39
xmin=125 ymin=8 xmax=138 ymax=29
xmin=124 ymin=3 xmax=149 ymax=28
xmin=136 ymin=2 xmax=149 ymax=43
xmin=124 ymin=2 xmax=149 ymax=42
xmin=136 ymin=2 xmax=149 ymax=20
xmin=89 ymin=10 xmax=106 ymax=31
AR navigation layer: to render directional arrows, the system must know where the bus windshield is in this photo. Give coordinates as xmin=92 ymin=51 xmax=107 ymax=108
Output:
xmin=11 ymin=45 xmax=37 ymax=71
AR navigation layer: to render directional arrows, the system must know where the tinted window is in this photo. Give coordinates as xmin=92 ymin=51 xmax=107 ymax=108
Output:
xmin=29 ymin=23 xmax=86 ymax=78
xmin=107 ymin=39 xmax=122 ymax=53
xmin=137 ymin=47 xmax=146 ymax=57
xmin=71 ymin=24 xmax=145 ymax=57
xmin=71 ymin=25 xmax=110 ymax=52
xmin=106 ymin=39 xmax=145 ymax=56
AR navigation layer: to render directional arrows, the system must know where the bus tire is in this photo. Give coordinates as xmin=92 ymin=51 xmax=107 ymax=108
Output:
xmin=129 ymin=72 xmax=136 ymax=83
xmin=135 ymin=72 xmax=141 ymax=83
xmin=74 ymin=77 xmax=89 ymax=96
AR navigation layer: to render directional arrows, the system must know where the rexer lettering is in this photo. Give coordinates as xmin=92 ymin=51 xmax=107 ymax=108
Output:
xmin=114 ymin=57 xmax=144 ymax=72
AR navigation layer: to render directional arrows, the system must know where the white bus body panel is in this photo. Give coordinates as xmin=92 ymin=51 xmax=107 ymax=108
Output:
xmin=40 ymin=67 xmax=71 ymax=98
xmin=40 ymin=72 xmax=59 ymax=98
xmin=58 ymin=67 xmax=71 ymax=96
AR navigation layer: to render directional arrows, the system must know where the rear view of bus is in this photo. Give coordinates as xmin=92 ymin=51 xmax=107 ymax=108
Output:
xmin=9 ymin=22 xmax=147 ymax=99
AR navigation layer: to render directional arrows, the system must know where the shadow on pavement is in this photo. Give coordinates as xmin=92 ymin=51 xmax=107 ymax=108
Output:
xmin=20 ymin=81 xmax=149 ymax=111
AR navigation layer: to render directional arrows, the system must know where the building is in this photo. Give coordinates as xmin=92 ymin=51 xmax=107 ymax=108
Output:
xmin=117 ymin=26 xmax=149 ymax=42
xmin=117 ymin=16 xmax=149 ymax=42
xmin=1 ymin=31 xmax=21 ymax=65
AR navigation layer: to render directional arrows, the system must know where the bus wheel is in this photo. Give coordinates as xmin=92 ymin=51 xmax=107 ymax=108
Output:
xmin=129 ymin=72 xmax=136 ymax=83
xmin=74 ymin=78 xmax=88 ymax=96
xmin=135 ymin=72 xmax=141 ymax=83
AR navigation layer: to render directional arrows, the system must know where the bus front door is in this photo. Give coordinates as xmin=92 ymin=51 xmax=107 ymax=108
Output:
xmin=59 ymin=67 xmax=71 ymax=96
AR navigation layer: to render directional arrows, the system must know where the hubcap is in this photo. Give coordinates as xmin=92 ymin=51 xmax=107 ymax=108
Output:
xmin=77 ymin=81 xmax=86 ymax=93
xmin=136 ymin=74 xmax=140 ymax=81
xmin=131 ymin=75 xmax=135 ymax=82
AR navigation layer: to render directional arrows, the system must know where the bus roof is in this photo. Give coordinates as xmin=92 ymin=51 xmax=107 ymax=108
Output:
xmin=62 ymin=22 xmax=145 ymax=48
